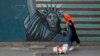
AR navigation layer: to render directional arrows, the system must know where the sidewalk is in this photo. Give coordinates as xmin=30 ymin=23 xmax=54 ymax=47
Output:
xmin=0 ymin=42 xmax=100 ymax=56
xmin=0 ymin=46 xmax=100 ymax=56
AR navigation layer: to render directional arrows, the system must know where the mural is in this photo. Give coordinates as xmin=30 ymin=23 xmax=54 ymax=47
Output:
xmin=0 ymin=0 xmax=70 ymax=42
xmin=0 ymin=0 xmax=100 ymax=42
xmin=24 ymin=0 xmax=69 ymax=41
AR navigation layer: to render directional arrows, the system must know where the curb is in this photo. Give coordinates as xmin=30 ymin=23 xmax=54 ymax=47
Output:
xmin=0 ymin=42 xmax=100 ymax=48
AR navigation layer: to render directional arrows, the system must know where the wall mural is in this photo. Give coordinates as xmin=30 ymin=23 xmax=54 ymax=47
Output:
xmin=0 ymin=0 xmax=71 ymax=42
xmin=0 ymin=0 xmax=99 ymax=42
xmin=24 ymin=0 xmax=70 ymax=42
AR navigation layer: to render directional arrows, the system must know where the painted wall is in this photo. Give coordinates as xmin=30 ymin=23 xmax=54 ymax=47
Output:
xmin=0 ymin=0 xmax=28 ymax=41
xmin=0 ymin=0 xmax=100 ymax=42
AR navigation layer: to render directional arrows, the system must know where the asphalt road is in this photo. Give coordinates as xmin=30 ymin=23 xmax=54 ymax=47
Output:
xmin=0 ymin=46 xmax=100 ymax=56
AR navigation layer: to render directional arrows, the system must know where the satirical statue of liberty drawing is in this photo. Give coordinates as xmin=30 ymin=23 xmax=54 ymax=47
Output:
xmin=24 ymin=0 xmax=71 ymax=41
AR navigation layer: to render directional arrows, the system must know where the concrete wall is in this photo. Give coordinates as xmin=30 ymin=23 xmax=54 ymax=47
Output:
xmin=0 ymin=0 xmax=100 ymax=42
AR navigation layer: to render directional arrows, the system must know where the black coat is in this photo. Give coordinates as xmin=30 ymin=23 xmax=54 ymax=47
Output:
xmin=69 ymin=20 xmax=80 ymax=44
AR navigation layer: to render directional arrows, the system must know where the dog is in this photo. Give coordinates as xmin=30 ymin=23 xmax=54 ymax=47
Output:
xmin=53 ymin=44 xmax=68 ymax=54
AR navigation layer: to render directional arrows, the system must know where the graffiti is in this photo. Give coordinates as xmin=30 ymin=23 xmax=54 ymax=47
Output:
xmin=24 ymin=0 xmax=69 ymax=41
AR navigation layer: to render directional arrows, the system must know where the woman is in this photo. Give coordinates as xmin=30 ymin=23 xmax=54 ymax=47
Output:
xmin=63 ymin=14 xmax=80 ymax=51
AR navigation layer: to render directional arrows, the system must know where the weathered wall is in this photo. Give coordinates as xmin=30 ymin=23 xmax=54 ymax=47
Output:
xmin=0 ymin=0 xmax=100 ymax=42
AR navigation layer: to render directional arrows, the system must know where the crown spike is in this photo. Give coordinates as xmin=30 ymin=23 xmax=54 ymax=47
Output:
xmin=51 ymin=0 xmax=52 ymax=8
xmin=40 ymin=4 xmax=44 ymax=8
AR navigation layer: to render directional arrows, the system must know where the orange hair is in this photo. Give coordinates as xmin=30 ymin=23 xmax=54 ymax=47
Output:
xmin=63 ymin=14 xmax=75 ymax=24
xmin=64 ymin=14 xmax=72 ymax=22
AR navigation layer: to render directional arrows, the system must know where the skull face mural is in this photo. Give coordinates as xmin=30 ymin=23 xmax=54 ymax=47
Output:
xmin=46 ymin=13 xmax=58 ymax=27
xmin=42 ymin=7 xmax=61 ymax=32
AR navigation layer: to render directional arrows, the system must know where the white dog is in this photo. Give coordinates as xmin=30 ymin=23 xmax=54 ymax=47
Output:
xmin=53 ymin=44 xmax=68 ymax=54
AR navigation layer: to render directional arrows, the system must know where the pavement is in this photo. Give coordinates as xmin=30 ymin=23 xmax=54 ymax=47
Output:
xmin=0 ymin=46 xmax=100 ymax=56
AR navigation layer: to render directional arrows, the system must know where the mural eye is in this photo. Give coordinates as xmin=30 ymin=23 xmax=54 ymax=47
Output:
xmin=53 ymin=15 xmax=56 ymax=18
xmin=48 ymin=16 xmax=51 ymax=18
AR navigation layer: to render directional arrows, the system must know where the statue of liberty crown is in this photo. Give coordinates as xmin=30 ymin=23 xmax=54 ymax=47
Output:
xmin=39 ymin=0 xmax=63 ymax=17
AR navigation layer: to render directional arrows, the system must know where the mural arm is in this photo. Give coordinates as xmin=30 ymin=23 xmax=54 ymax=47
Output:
xmin=24 ymin=0 xmax=36 ymax=29
xmin=27 ymin=0 xmax=36 ymax=18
